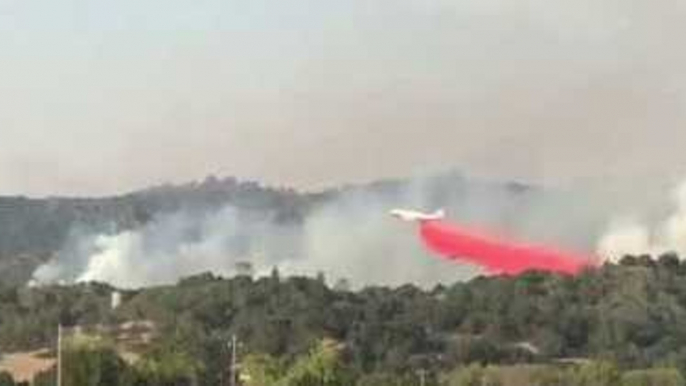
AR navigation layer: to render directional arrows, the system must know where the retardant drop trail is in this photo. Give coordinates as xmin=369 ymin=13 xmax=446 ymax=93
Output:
xmin=419 ymin=220 xmax=597 ymax=275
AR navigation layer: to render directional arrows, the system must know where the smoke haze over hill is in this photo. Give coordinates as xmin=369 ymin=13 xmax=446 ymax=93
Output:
xmin=24 ymin=173 xmax=633 ymax=289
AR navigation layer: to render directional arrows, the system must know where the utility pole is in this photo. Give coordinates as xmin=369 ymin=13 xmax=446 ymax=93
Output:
xmin=229 ymin=334 xmax=237 ymax=386
xmin=417 ymin=368 xmax=426 ymax=386
xmin=57 ymin=324 xmax=62 ymax=386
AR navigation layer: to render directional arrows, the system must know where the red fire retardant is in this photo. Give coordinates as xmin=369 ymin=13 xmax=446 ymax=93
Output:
xmin=419 ymin=220 xmax=597 ymax=275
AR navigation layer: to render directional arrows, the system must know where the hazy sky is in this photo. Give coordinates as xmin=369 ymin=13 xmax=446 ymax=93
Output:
xmin=1 ymin=0 xmax=686 ymax=196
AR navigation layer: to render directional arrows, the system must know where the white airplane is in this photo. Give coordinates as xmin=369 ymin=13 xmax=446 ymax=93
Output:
xmin=389 ymin=208 xmax=446 ymax=222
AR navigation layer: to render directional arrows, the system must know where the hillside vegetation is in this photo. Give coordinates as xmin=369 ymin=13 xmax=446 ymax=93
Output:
xmin=0 ymin=176 xmax=316 ymax=285
xmin=0 ymin=172 xmax=546 ymax=286
xmin=1 ymin=258 xmax=686 ymax=385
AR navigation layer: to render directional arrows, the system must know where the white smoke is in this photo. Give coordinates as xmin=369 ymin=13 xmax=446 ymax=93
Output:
xmin=30 ymin=183 xmax=480 ymax=289
xmin=298 ymin=188 xmax=479 ymax=287
xmin=597 ymin=180 xmax=686 ymax=262
xmin=31 ymin=175 xmax=620 ymax=289
xmin=31 ymin=207 xmax=284 ymax=288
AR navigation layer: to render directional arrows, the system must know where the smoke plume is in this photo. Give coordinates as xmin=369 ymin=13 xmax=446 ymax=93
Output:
xmin=30 ymin=175 xmax=626 ymax=289
xmin=31 ymin=207 xmax=300 ymax=288
xmin=597 ymin=180 xmax=686 ymax=262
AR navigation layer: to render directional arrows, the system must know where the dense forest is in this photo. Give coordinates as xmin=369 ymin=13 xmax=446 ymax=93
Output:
xmin=2 ymin=256 xmax=686 ymax=385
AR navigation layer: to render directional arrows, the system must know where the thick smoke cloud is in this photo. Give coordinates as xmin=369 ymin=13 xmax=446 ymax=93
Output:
xmin=30 ymin=180 xmax=476 ymax=288
xmin=30 ymin=175 xmax=629 ymax=289
xmin=31 ymin=207 xmax=289 ymax=288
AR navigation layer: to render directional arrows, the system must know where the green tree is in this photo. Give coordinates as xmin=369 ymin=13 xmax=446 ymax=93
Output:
xmin=241 ymin=354 xmax=284 ymax=386
xmin=135 ymin=349 xmax=201 ymax=386
xmin=61 ymin=338 xmax=128 ymax=386
xmin=0 ymin=372 xmax=15 ymax=386
xmin=570 ymin=361 xmax=621 ymax=386
xmin=445 ymin=364 xmax=502 ymax=386
xmin=622 ymin=368 xmax=684 ymax=386
xmin=355 ymin=372 xmax=415 ymax=386
xmin=32 ymin=369 xmax=55 ymax=386
xmin=529 ymin=366 xmax=567 ymax=386
xmin=279 ymin=340 xmax=350 ymax=386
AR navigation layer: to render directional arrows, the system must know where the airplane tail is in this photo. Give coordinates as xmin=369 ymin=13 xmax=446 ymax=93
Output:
xmin=431 ymin=209 xmax=446 ymax=220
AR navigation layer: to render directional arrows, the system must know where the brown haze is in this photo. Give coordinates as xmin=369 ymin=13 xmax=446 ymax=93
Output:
xmin=1 ymin=0 xmax=685 ymax=196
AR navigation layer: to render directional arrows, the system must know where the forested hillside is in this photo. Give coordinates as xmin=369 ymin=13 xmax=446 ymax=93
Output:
xmin=0 ymin=176 xmax=316 ymax=285
xmin=0 ymin=172 xmax=551 ymax=286
xmin=1 ymin=258 xmax=686 ymax=385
